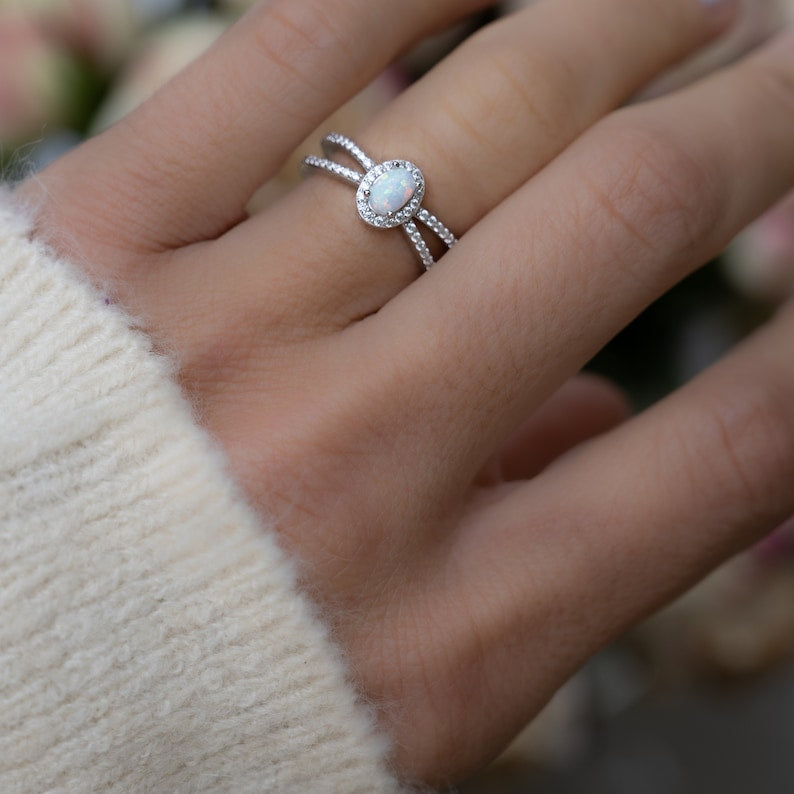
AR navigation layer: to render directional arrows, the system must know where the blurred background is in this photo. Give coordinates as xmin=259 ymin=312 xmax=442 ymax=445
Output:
xmin=2 ymin=0 xmax=793 ymax=790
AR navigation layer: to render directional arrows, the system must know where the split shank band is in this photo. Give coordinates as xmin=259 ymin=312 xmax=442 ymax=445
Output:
xmin=301 ymin=133 xmax=457 ymax=269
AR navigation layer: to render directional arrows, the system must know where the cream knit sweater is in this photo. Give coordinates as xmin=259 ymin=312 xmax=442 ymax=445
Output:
xmin=0 ymin=191 xmax=400 ymax=793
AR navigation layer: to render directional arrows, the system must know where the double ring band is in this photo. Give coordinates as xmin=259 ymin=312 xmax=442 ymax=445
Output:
xmin=301 ymin=133 xmax=457 ymax=269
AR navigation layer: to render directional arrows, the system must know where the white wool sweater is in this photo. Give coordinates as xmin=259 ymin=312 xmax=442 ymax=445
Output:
xmin=0 ymin=191 xmax=400 ymax=793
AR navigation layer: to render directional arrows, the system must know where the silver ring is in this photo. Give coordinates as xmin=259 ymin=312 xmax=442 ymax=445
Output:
xmin=300 ymin=132 xmax=457 ymax=270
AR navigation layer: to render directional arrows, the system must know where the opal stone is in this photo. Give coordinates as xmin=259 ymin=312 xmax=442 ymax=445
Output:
xmin=368 ymin=168 xmax=416 ymax=216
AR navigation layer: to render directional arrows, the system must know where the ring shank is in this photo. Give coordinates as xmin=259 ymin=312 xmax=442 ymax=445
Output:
xmin=301 ymin=133 xmax=457 ymax=269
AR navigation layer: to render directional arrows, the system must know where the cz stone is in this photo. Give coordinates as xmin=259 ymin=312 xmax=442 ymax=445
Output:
xmin=368 ymin=168 xmax=416 ymax=216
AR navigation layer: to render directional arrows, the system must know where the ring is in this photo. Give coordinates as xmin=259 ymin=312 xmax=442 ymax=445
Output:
xmin=301 ymin=133 xmax=457 ymax=269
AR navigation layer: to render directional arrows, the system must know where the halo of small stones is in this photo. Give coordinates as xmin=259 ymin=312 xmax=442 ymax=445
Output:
xmin=356 ymin=160 xmax=425 ymax=229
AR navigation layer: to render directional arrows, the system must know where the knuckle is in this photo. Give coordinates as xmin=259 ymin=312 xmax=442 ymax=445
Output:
xmin=582 ymin=114 xmax=724 ymax=274
xmin=479 ymin=46 xmax=565 ymax=140
xmin=175 ymin=316 xmax=254 ymax=403
xmin=251 ymin=0 xmax=356 ymax=89
xmin=685 ymin=383 xmax=794 ymax=518
xmin=432 ymin=34 xmax=582 ymax=219
xmin=473 ymin=27 xmax=581 ymax=143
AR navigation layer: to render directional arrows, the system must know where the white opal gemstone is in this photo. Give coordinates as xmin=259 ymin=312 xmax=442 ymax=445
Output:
xmin=368 ymin=168 xmax=416 ymax=216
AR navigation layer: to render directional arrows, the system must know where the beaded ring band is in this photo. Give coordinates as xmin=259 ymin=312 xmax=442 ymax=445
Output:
xmin=301 ymin=133 xmax=457 ymax=269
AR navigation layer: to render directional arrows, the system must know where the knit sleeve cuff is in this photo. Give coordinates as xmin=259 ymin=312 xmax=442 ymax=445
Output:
xmin=0 ymin=189 xmax=399 ymax=792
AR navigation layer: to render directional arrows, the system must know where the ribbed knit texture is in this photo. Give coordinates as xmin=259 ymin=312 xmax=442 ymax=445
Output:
xmin=0 ymin=191 xmax=399 ymax=793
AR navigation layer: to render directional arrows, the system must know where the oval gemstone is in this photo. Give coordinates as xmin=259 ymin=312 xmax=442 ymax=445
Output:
xmin=368 ymin=168 xmax=416 ymax=216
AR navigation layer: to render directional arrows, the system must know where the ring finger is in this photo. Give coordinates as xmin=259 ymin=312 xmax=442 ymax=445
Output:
xmin=155 ymin=0 xmax=736 ymax=350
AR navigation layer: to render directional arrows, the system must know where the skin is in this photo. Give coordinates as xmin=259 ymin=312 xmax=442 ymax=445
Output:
xmin=16 ymin=0 xmax=794 ymax=785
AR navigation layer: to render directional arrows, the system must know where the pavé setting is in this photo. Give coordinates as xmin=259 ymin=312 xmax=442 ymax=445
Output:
xmin=301 ymin=133 xmax=456 ymax=269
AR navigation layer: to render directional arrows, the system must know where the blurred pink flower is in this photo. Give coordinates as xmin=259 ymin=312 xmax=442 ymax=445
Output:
xmin=0 ymin=11 xmax=77 ymax=143
xmin=13 ymin=0 xmax=137 ymax=67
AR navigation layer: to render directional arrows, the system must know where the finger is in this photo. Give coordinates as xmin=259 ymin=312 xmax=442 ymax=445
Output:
xmin=172 ymin=0 xmax=734 ymax=345
xmin=426 ymin=300 xmax=794 ymax=783
xmin=553 ymin=301 xmax=794 ymax=589
xmin=361 ymin=28 xmax=794 ymax=500
xmin=477 ymin=373 xmax=630 ymax=484
xmin=21 ymin=0 xmax=494 ymax=261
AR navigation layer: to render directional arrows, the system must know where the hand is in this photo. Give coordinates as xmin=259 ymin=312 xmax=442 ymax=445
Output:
xmin=18 ymin=0 xmax=794 ymax=784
